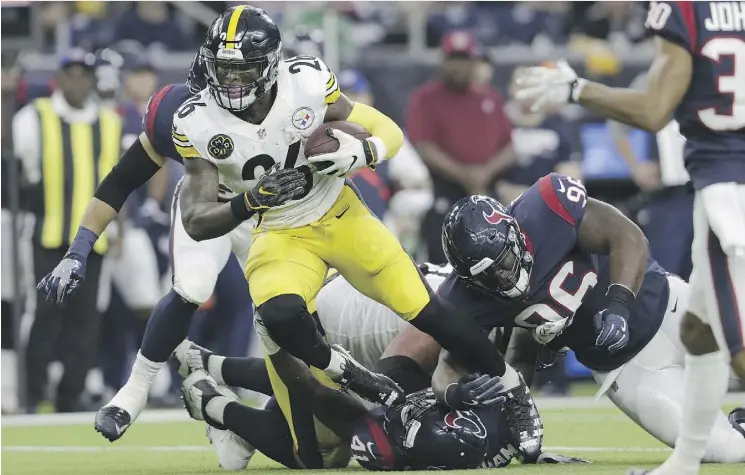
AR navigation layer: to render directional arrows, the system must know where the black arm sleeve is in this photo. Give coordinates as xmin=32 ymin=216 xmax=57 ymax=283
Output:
xmin=93 ymin=138 xmax=162 ymax=212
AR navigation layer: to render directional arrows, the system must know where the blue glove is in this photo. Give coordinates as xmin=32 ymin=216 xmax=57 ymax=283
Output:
xmin=593 ymin=311 xmax=629 ymax=353
xmin=445 ymin=373 xmax=507 ymax=409
xmin=37 ymin=254 xmax=86 ymax=304
xmin=36 ymin=226 xmax=97 ymax=304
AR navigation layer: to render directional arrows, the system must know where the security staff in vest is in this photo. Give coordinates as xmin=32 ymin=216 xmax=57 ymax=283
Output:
xmin=608 ymin=71 xmax=693 ymax=280
xmin=12 ymin=49 xmax=122 ymax=412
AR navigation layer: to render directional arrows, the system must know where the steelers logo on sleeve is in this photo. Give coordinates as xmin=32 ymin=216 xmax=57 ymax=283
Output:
xmin=208 ymin=134 xmax=234 ymax=160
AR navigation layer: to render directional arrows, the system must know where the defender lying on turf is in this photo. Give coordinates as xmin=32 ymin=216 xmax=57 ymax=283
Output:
xmin=172 ymin=268 xmax=586 ymax=470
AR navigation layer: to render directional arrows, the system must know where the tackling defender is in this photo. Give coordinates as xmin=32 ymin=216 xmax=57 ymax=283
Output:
xmin=437 ymin=176 xmax=745 ymax=463
xmin=515 ymin=2 xmax=745 ymax=474
xmin=171 ymin=5 xmax=533 ymax=466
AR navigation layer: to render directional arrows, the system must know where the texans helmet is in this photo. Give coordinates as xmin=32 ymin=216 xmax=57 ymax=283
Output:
xmin=186 ymin=52 xmax=208 ymax=95
xmin=201 ymin=5 xmax=282 ymax=111
xmin=350 ymin=390 xmax=489 ymax=470
xmin=442 ymin=195 xmax=533 ymax=299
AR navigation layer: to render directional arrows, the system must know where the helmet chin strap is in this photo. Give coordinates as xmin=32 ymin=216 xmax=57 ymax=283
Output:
xmin=501 ymin=268 xmax=530 ymax=299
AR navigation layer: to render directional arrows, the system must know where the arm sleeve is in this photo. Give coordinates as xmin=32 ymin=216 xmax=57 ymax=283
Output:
xmin=12 ymin=104 xmax=41 ymax=184
xmin=93 ymin=138 xmax=162 ymax=212
xmin=405 ymin=88 xmax=438 ymax=145
xmin=645 ymin=1 xmax=697 ymax=52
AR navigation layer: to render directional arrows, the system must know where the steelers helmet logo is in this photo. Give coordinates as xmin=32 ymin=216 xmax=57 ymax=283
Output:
xmin=208 ymin=134 xmax=234 ymax=160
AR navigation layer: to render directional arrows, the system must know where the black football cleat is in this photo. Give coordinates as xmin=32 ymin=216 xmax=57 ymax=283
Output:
xmin=94 ymin=405 xmax=133 ymax=442
xmin=626 ymin=470 xmax=652 ymax=475
xmin=181 ymin=370 xmax=231 ymax=430
xmin=331 ymin=344 xmax=405 ymax=407
xmin=501 ymin=373 xmax=543 ymax=463
xmin=729 ymin=406 xmax=745 ymax=438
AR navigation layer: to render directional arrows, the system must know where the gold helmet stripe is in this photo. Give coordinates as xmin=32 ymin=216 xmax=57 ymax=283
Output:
xmin=225 ymin=5 xmax=247 ymax=48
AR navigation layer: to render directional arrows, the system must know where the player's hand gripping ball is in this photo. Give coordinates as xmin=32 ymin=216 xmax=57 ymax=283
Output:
xmin=305 ymin=121 xmax=375 ymax=177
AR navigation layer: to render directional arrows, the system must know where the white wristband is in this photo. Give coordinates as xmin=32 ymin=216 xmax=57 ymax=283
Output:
xmin=368 ymin=136 xmax=387 ymax=164
xmin=571 ymin=78 xmax=587 ymax=103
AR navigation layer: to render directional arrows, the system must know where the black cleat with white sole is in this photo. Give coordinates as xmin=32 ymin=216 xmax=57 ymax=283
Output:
xmin=501 ymin=373 xmax=543 ymax=463
xmin=94 ymin=406 xmax=132 ymax=442
xmin=331 ymin=344 xmax=404 ymax=407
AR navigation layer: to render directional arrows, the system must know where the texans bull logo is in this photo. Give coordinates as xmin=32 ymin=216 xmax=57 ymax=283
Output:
xmin=444 ymin=410 xmax=487 ymax=439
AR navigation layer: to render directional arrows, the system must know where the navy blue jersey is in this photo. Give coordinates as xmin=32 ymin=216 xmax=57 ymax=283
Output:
xmin=143 ymin=83 xmax=193 ymax=162
xmin=438 ymin=174 xmax=670 ymax=372
xmin=646 ymin=1 xmax=745 ymax=189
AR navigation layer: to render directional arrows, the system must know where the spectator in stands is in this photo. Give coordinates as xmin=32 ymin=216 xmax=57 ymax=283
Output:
xmin=406 ymin=30 xmax=515 ymax=264
xmin=339 ymin=69 xmax=431 ymax=256
xmin=114 ymin=2 xmax=186 ymax=51
xmin=497 ymin=67 xmax=582 ymax=203
xmin=70 ymin=2 xmax=115 ymax=51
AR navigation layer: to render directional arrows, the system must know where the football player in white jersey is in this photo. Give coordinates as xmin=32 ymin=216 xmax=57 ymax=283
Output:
xmin=171 ymin=5 xmax=519 ymax=465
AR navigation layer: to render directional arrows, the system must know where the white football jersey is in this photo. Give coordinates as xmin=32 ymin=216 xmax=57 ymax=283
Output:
xmin=316 ymin=272 xmax=447 ymax=372
xmin=172 ymin=56 xmax=344 ymax=229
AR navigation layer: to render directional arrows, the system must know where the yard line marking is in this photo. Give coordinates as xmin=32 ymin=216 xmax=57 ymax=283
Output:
xmin=1 ymin=445 xmax=672 ymax=454
xmin=3 ymin=393 xmax=742 ymax=428
xmin=2 ymin=446 xmax=212 ymax=452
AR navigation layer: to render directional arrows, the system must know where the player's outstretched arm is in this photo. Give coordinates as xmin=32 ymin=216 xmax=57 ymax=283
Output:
xmin=516 ymin=37 xmax=691 ymax=132
xmin=432 ymin=350 xmax=506 ymax=410
xmin=36 ymin=133 xmax=163 ymax=304
xmin=504 ymin=328 xmax=541 ymax=387
xmin=575 ymin=37 xmax=691 ymax=131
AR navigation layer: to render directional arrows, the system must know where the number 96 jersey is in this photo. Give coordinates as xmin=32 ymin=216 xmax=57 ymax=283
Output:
xmin=172 ymin=55 xmax=344 ymax=229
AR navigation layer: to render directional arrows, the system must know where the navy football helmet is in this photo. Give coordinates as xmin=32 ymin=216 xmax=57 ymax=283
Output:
xmin=351 ymin=390 xmax=489 ymax=470
xmin=186 ymin=52 xmax=208 ymax=95
xmin=201 ymin=5 xmax=282 ymax=111
xmin=442 ymin=195 xmax=533 ymax=299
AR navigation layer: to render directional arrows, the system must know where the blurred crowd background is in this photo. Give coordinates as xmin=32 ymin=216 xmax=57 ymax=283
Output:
xmin=2 ymin=1 xmax=739 ymax=415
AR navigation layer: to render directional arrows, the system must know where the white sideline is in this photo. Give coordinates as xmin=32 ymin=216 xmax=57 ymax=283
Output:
xmin=0 ymin=445 xmax=671 ymax=454
xmin=2 ymin=394 xmax=743 ymax=428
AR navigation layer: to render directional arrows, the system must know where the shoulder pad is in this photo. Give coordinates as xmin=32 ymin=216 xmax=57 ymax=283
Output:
xmin=284 ymin=55 xmax=340 ymax=106
xmin=645 ymin=1 xmax=696 ymax=53
xmin=533 ymin=173 xmax=588 ymax=228
xmin=143 ymin=83 xmax=193 ymax=161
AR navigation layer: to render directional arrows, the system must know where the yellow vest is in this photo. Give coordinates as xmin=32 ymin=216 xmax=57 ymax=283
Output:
xmin=34 ymin=98 xmax=121 ymax=254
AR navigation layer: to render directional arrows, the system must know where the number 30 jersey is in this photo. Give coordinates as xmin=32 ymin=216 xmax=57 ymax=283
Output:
xmin=645 ymin=1 xmax=745 ymax=190
xmin=172 ymin=55 xmax=344 ymax=229
xmin=437 ymin=174 xmax=671 ymax=372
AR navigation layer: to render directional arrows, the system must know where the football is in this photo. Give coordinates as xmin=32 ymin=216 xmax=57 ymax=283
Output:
xmin=304 ymin=121 xmax=371 ymax=157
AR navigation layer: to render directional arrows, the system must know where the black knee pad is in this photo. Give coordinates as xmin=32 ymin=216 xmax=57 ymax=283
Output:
xmin=257 ymin=294 xmax=307 ymax=326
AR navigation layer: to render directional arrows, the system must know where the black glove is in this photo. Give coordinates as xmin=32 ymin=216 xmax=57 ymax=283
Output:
xmin=444 ymin=373 xmax=506 ymax=409
xmin=36 ymin=254 xmax=86 ymax=304
xmin=594 ymin=311 xmax=629 ymax=353
xmin=594 ymin=284 xmax=634 ymax=353
xmin=245 ymin=166 xmax=307 ymax=211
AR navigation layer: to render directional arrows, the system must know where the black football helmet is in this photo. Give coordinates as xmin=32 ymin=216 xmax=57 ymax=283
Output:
xmin=201 ymin=5 xmax=282 ymax=111
xmin=442 ymin=195 xmax=533 ymax=299
xmin=351 ymin=390 xmax=489 ymax=470
xmin=186 ymin=52 xmax=208 ymax=95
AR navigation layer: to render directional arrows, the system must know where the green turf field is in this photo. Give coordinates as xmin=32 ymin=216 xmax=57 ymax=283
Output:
xmin=2 ymin=404 xmax=742 ymax=475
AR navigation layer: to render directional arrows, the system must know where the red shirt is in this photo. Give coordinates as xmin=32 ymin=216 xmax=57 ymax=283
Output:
xmin=406 ymin=81 xmax=512 ymax=165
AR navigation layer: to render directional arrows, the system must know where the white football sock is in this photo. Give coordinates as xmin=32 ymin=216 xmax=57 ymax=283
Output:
xmin=324 ymin=349 xmax=345 ymax=379
xmin=207 ymin=355 xmax=227 ymax=385
xmin=655 ymin=351 xmax=729 ymax=475
xmin=205 ymin=395 xmax=230 ymax=425
xmin=1 ymin=350 xmax=18 ymax=413
xmin=108 ymin=352 xmax=163 ymax=414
